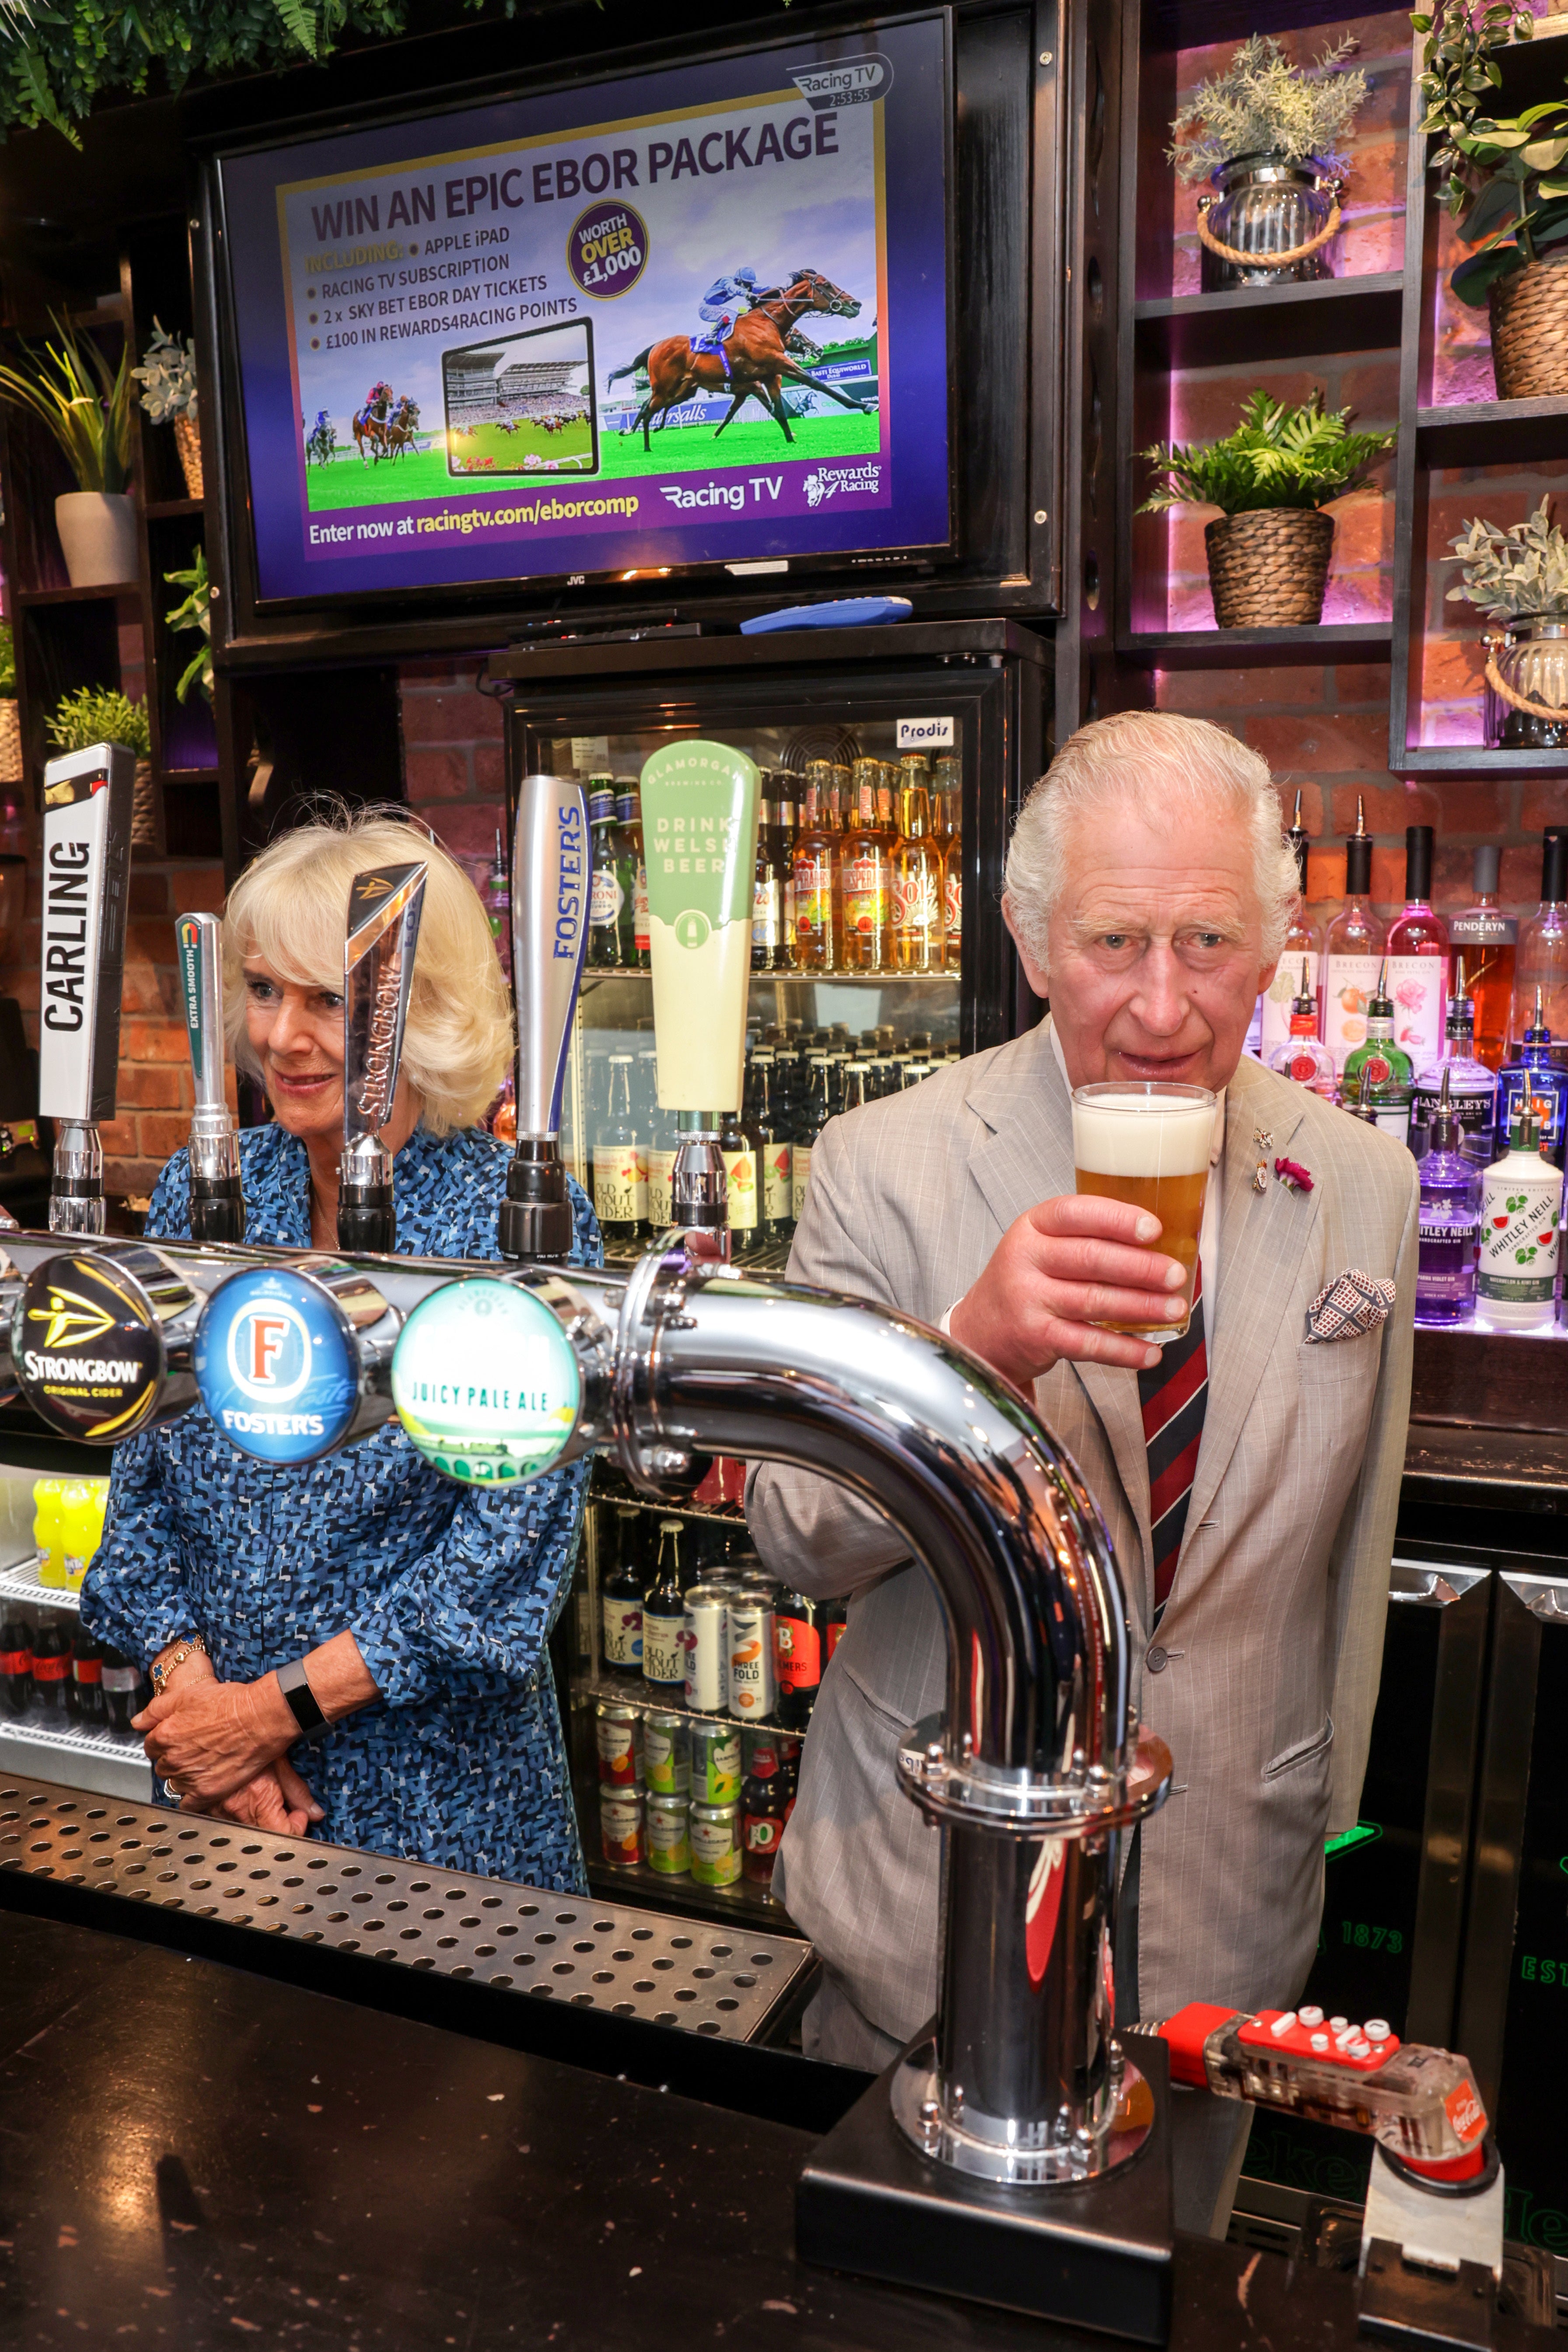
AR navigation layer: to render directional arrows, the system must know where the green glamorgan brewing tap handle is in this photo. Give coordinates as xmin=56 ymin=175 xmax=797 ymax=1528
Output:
xmin=40 ymin=743 xmax=136 ymax=1236
xmin=639 ymin=740 xmax=760 ymax=1255
xmin=176 ymin=913 xmax=245 ymax=1245
xmin=339 ymin=862 xmax=427 ymax=1256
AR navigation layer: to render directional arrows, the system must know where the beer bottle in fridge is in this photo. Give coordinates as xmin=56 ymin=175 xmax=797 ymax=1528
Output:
xmin=741 ymin=1732 xmax=789 ymax=1884
xmin=592 ymin=1054 xmax=644 ymax=1245
xmin=775 ymin=778 xmax=798 ymax=968
xmin=774 ymin=1591 xmax=825 ymax=1727
xmin=601 ymin=1509 xmax=646 ymax=1678
xmin=586 ymin=783 xmax=622 ymax=969
xmin=613 ymin=784 xmax=647 ymax=970
xmin=791 ymin=764 xmax=840 ymax=972
xmin=839 ymin=759 xmax=894 ymax=973
xmin=642 ymin=1518 xmax=687 ymax=1691
xmin=792 ymin=1051 xmax=832 ymax=1228
xmin=719 ymin=1101 xmax=759 ymax=1254
xmin=893 ymin=759 xmax=945 ymax=974
xmin=747 ymin=1049 xmax=791 ymax=1243
xmin=751 ymin=790 xmax=782 ymax=973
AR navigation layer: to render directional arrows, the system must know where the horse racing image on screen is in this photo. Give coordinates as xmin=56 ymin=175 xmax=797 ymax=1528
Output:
xmin=219 ymin=19 xmax=950 ymax=601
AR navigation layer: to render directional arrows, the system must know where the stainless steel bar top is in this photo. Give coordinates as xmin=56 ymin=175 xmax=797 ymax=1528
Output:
xmin=0 ymin=1773 xmax=811 ymax=2044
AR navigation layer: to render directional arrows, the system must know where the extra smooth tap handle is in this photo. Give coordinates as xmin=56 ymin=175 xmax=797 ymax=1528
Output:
xmin=40 ymin=742 xmax=136 ymax=1235
xmin=497 ymin=775 xmax=589 ymax=1264
xmin=176 ymin=913 xmax=246 ymax=1245
xmin=338 ymin=862 xmax=427 ymax=1256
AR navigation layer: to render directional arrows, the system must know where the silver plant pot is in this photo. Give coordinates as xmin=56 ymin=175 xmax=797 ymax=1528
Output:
xmin=1197 ymin=152 xmax=1342 ymax=292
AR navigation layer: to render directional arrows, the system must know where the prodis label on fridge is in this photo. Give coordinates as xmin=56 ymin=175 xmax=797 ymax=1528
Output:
xmin=391 ymin=1279 xmax=581 ymax=1484
xmin=195 ymin=1266 xmax=360 ymax=1463
xmin=15 ymin=1255 xmax=164 ymax=1442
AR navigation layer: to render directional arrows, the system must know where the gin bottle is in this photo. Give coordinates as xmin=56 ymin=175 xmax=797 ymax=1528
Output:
xmin=1411 ymin=961 xmax=1497 ymax=1166
xmin=1324 ymin=797 xmax=1384 ymax=1077
xmin=1386 ymin=824 xmax=1450 ymax=1077
xmin=1260 ymin=792 xmax=1323 ymax=1064
xmin=1266 ymin=963 xmax=1334 ymax=1095
xmin=1342 ymin=966 xmax=1415 ymax=1145
xmin=1448 ymin=845 xmax=1516 ymax=1071
xmin=1498 ymin=987 xmax=1568 ymax=1171
xmin=1512 ymin=827 xmax=1568 ymax=1051
xmin=1415 ymin=1070 xmax=1481 ymax=1326
xmin=1476 ymin=1106 xmax=1563 ymax=1330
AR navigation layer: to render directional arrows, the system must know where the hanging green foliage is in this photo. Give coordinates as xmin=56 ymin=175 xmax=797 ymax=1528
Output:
xmin=0 ymin=0 xmax=542 ymax=147
xmin=164 ymin=542 xmax=213 ymax=705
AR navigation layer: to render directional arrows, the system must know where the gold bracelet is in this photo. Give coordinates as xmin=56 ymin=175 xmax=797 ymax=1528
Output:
xmin=150 ymin=1633 xmax=210 ymax=1696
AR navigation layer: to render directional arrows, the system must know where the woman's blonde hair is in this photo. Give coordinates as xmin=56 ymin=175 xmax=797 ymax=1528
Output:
xmin=222 ymin=805 xmax=512 ymax=1138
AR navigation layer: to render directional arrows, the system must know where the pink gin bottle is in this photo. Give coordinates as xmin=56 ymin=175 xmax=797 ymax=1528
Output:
xmin=1385 ymin=825 xmax=1450 ymax=1078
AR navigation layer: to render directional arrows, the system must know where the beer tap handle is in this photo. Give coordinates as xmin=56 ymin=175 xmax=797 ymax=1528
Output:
xmin=497 ymin=775 xmax=589 ymax=1265
xmin=39 ymin=743 xmax=135 ymax=1236
xmin=176 ymin=913 xmax=245 ymax=1245
xmin=339 ymin=862 xmax=427 ymax=1256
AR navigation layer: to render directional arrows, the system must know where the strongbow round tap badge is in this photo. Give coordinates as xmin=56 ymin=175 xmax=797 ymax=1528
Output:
xmin=391 ymin=1278 xmax=580 ymax=1483
xmin=194 ymin=1265 xmax=360 ymax=1465
xmin=16 ymin=1255 xmax=165 ymax=1441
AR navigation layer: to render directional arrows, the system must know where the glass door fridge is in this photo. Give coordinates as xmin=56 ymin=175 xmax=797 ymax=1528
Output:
xmin=496 ymin=618 xmax=1048 ymax=1924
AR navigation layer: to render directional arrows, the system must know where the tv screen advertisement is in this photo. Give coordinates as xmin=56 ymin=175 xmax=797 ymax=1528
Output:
xmin=217 ymin=15 xmax=951 ymax=607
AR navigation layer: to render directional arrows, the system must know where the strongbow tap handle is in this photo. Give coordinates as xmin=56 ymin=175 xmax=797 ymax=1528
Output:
xmin=338 ymin=862 xmax=426 ymax=1255
xmin=176 ymin=913 xmax=245 ymax=1244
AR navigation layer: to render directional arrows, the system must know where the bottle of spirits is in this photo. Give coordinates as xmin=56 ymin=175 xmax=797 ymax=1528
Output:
xmin=1497 ymin=987 xmax=1568 ymax=1170
xmin=642 ymin=1519 xmax=687 ymax=1690
xmin=751 ymin=789 xmax=782 ymax=973
xmin=1323 ymin=797 xmax=1385 ymax=1078
xmin=586 ymin=782 xmax=623 ymax=969
xmin=839 ymin=757 xmax=895 ymax=972
xmin=1448 ymin=844 xmax=1516 ymax=1072
xmin=791 ymin=764 xmax=840 ymax=973
xmin=1386 ymin=824 xmax=1451 ymax=1077
xmin=592 ymin=1053 xmax=643 ymax=1245
xmin=792 ymin=1050 xmax=832 ymax=1226
xmin=613 ymin=783 xmax=647 ymax=971
xmin=1415 ymin=1069 xmax=1482 ymax=1326
xmin=1260 ymin=792 xmax=1323 ymax=1064
xmin=1411 ymin=961 xmax=1498 ymax=1166
xmin=892 ymin=758 xmax=945 ymax=973
xmin=1266 ymin=963 xmax=1335 ymax=1095
xmin=480 ymin=827 xmax=511 ymax=983
xmin=1512 ymin=826 xmax=1568 ymax=1052
xmin=1341 ymin=965 xmax=1415 ymax=1145
xmin=1476 ymin=1105 xmax=1563 ymax=1329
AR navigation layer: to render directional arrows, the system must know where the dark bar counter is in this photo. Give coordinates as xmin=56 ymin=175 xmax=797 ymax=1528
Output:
xmin=0 ymin=1902 xmax=1552 ymax=2351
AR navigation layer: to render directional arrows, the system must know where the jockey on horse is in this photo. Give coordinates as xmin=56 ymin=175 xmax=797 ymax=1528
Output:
xmin=609 ymin=265 xmax=866 ymax=450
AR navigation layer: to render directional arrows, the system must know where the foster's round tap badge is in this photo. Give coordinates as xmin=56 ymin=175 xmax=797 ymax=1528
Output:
xmin=15 ymin=1254 xmax=164 ymax=1442
xmin=391 ymin=1278 xmax=580 ymax=1484
xmin=194 ymin=1267 xmax=359 ymax=1464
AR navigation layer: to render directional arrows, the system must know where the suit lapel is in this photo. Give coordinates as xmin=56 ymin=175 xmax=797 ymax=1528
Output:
xmin=1183 ymin=1057 xmax=1321 ymax=1539
xmin=964 ymin=1025 xmax=1153 ymax=1585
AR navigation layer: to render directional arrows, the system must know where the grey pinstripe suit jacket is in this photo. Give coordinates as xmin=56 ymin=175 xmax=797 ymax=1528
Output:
xmin=746 ymin=1019 xmax=1419 ymax=2042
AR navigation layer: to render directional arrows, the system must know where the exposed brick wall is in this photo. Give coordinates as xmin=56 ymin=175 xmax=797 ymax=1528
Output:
xmin=398 ymin=656 xmax=507 ymax=872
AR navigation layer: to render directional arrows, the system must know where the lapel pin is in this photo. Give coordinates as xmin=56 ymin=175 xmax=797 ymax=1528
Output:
xmin=1252 ymin=1162 xmax=1268 ymax=1193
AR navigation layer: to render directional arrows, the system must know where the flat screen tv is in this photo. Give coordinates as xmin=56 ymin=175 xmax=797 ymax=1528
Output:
xmin=214 ymin=14 xmax=952 ymax=610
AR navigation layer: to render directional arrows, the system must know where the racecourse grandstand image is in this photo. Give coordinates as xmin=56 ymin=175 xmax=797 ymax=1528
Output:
xmin=440 ymin=319 xmax=598 ymax=477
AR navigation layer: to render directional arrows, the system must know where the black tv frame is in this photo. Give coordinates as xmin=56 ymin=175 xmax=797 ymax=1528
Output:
xmin=191 ymin=0 xmax=1064 ymax=667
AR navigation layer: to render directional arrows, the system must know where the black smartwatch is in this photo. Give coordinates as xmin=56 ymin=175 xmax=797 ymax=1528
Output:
xmin=276 ymin=1657 xmax=329 ymax=1741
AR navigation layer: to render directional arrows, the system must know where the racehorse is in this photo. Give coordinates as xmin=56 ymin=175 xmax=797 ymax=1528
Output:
xmin=353 ymin=381 xmax=395 ymax=464
xmin=607 ymin=270 xmax=864 ymax=450
xmin=305 ymin=409 xmax=337 ymax=468
xmin=384 ymin=397 xmax=421 ymax=461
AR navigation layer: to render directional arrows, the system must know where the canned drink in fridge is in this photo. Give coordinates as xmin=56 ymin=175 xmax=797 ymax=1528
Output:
xmin=598 ymin=1785 xmax=643 ymax=1867
xmin=595 ymin=1700 xmax=643 ymax=1787
xmin=728 ymin=1601 xmax=778 ymax=1720
xmin=689 ymin=1800 xmax=741 ymax=1887
xmin=681 ymin=1584 xmax=729 ymax=1714
xmin=690 ymin=1717 xmax=742 ymax=1805
xmin=643 ymin=1709 xmax=690 ymax=1797
xmin=646 ymin=1793 xmax=690 ymax=1877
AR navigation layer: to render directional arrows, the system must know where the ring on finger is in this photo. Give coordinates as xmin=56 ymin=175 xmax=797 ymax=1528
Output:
xmin=163 ymin=1776 xmax=185 ymax=1799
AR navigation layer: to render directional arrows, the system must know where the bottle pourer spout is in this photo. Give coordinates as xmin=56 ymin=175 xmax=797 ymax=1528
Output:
xmin=1355 ymin=794 xmax=1366 ymax=838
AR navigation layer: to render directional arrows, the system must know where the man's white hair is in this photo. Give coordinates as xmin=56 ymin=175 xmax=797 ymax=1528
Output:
xmin=1002 ymin=711 xmax=1301 ymax=974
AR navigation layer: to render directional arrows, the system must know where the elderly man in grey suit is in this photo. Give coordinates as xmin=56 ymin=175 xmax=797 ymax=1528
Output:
xmin=747 ymin=709 xmax=1418 ymax=2235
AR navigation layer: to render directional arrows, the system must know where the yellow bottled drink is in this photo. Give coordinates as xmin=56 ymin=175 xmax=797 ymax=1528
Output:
xmin=33 ymin=1476 xmax=65 ymax=1585
xmin=61 ymin=1478 xmax=108 ymax=1591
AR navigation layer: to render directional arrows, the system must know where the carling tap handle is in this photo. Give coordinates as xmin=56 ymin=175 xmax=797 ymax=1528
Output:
xmin=339 ymin=862 xmax=426 ymax=1255
xmin=176 ymin=913 xmax=245 ymax=1244
xmin=497 ymin=775 xmax=588 ymax=1264
xmin=40 ymin=743 xmax=135 ymax=1235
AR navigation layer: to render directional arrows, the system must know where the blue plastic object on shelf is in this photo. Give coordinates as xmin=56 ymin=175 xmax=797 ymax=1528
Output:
xmin=739 ymin=596 xmax=914 ymax=636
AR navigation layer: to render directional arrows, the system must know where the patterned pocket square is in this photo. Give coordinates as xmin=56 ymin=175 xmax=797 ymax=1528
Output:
xmin=1306 ymin=1270 xmax=1397 ymax=1344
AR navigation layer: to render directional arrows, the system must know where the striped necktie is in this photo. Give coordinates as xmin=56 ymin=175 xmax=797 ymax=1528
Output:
xmin=1137 ymin=1261 xmax=1208 ymax=1621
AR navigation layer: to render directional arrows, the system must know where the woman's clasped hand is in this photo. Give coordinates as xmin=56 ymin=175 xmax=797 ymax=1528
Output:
xmin=133 ymin=1649 xmax=325 ymax=1835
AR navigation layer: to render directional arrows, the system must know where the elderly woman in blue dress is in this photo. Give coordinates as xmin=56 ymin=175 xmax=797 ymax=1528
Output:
xmin=81 ymin=810 xmax=599 ymax=1889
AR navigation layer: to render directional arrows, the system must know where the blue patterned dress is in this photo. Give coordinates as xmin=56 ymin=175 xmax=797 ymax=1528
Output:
xmin=80 ymin=1123 xmax=600 ymax=1891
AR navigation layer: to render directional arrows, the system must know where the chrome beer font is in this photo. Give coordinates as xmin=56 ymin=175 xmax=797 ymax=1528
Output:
xmin=338 ymin=862 xmax=427 ymax=1255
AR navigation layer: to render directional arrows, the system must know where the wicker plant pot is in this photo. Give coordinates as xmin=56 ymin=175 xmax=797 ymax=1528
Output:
xmin=173 ymin=413 xmax=204 ymax=499
xmin=1488 ymin=254 xmax=1568 ymax=401
xmin=1204 ymin=507 xmax=1334 ymax=629
xmin=131 ymin=757 xmax=164 ymax=855
xmin=0 ymin=701 xmax=21 ymax=786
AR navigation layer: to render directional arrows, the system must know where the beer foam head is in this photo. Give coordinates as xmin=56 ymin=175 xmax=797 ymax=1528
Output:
xmin=1072 ymin=1088 xmax=1215 ymax=1178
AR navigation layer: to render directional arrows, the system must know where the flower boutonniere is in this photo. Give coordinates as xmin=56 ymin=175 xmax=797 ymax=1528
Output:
xmin=1273 ymin=1156 xmax=1314 ymax=1194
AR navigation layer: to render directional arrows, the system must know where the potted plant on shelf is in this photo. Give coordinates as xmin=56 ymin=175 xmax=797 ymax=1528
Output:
xmin=132 ymin=319 xmax=202 ymax=499
xmin=1416 ymin=0 xmax=1568 ymax=398
xmin=1140 ymin=390 xmax=1397 ymax=630
xmin=0 ymin=316 xmax=135 ymax=587
xmin=0 ymin=624 xmax=20 ymax=790
xmin=46 ymin=685 xmax=158 ymax=852
xmin=1170 ymin=33 xmax=1369 ymax=292
xmin=1446 ymin=495 xmax=1568 ymax=748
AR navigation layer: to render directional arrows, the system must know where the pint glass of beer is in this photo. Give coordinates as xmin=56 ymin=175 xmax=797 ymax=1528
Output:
xmin=1071 ymin=1081 xmax=1216 ymax=1341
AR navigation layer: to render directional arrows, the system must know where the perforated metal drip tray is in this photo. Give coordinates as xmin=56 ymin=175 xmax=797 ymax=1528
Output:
xmin=0 ymin=1776 xmax=811 ymax=2043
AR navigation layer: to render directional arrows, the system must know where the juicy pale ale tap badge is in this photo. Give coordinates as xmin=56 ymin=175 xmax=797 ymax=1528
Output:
xmin=194 ymin=1267 xmax=360 ymax=1464
xmin=639 ymin=740 xmax=761 ymax=1112
xmin=391 ymin=1279 xmax=581 ymax=1483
